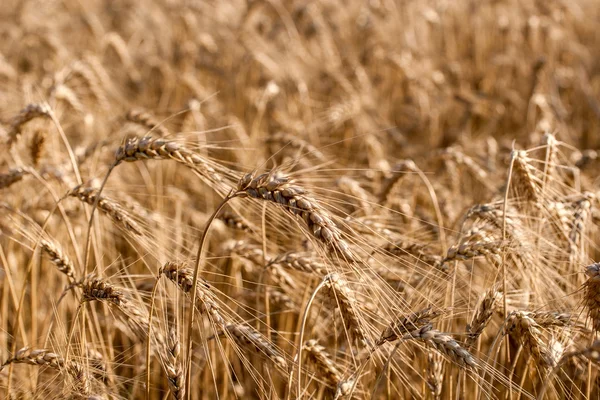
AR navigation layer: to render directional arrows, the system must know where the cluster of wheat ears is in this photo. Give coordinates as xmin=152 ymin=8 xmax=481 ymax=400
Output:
xmin=1 ymin=0 xmax=600 ymax=399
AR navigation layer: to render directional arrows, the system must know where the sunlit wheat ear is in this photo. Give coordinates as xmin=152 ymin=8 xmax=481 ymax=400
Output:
xmin=0 ymin=167 xmax=30 ymax=189
xmin=426 ymin=352 xmax=443 ymax=400
xmin=511 ymin=150 xmax=542 ymax=203
xmin=113 ymin=136 xmax=223 ymax=184
xmin=505 ymin=311 xmax=553 ymax=369
xmin=303 ymin=339 xmax=343 ymax=388
xmin=7 ymin=103 xmax=52 ymax=146
xmin=159 ymin=262 xmax=227 ymax=328
xmin=401 ymin=324 xmax=478 ymax=369
xmin=82 ymin=276 xmax=165 ymax=347
xmin=323 ymin=273 xmax=368 ymax=345
xmin=0 ymin=347 xmax=93 ymax=396
xmin=68 ymin=184 xmax=143 ymax=236
xmin=377 ymin=307 xmax=442 ymax=346
xmin=126 ymin=108 xmax=170 ymax=137
xmin=40 ymin=238 xmax=77 ymax=283
xmin=583 ymin=262 xmax=600 ymax=332
xmin=268 ymin=251 xmax=329 ymax=276
xmin=235 ymin=170 xmax=354 ymax=261
xmin=465 ymin=288 xmax=502 ymax=349
xmin=224 ymin=323 xmax=288 ymax=372
xmin=443 ymin=227 xmax=506 ymax=266
xmin=163 ymin=328 xmax=184 ymax=400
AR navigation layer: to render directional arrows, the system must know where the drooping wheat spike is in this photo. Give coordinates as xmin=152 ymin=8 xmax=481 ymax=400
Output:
xmin=466 ymin=288 xmax=502 ymax=348
xmin=0 ymin=167 xmax=30 ymax=190
xmin=70 ymin=60 xmax=109 ymax=109
xmin=303 ymin=339 xmax=343 ymax=387
xmin=266 ymin=288 xmax=296 ymax=311
xmin=40 ymin=238 xmax=77 ymax=283
xmin=126 ymin=108 xmax=170 ymax=137
xmin=444 ymin=239 xmax=504 ymax=265
xmin=379 ymin=159 xmax=418 ymax=204
xmin=426 ymin=352 xmax=443 ymax=400
xmin=159 ymin=262 xmax=227 ymax=329
xmin=114 ymin=136 xmax=222 ymax=183
xmin=8 ymin=103 xmax=52 ymax=146
xmin=529 ymin=311 xmax=576 ymax=328
xmin=235 ymin=171 xmax=354 ymax=261
xmin=81 ymin=276 xmax=125 ymax=306
xmin=505 ymin=311 xmax=554 ymax=369
xmin=217 ymin=210 xmax=252 ymax=232
xmin=378 ymin=306 xmax=442 ymax=346
xmin=225 ymin=240 xmax=297 ymax=290
xmin=402 ymin=324 xmax=478 ymax=369
xmin=323 ymin=273 xmax=368 ymax=345
xmin=335 ymin=176 xmax=373 ymax=214
xmin=442 ymin=146 xmax=489 ymax=185
xmin=29 ymin=129 xmax=46 ymax=167
xmin=583 ymin=262 xmax=600 ymax=332
xmin=266 ymin=132 xmax=327 ymax=162
xmin=511 ymin=150 xmax=542 ymax=203
xmin=268 ymin=251 xmax=329 ymax=277
xmin=52 ymin=84 xmax=85 ymax=114
xmin=224 ymin=323 xmax=288 ymax=371
xmin=0 ymin=347 xmax=92 ymax=395
xmin=379 ymin=241 xmax=442 ymax=267
xmin=82 ymin=276 xmax=162 ymax=346
xmin=579 ymin=340 xmax=600 ymax=365
xmin=67 ymin=184 xmax=143 ymax=236
xmin=164 ymin=328 xmax=184 ymax=400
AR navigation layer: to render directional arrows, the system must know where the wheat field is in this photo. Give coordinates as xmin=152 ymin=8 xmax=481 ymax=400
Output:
xmin=1 ymin=0 xmax=600 ymax=399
